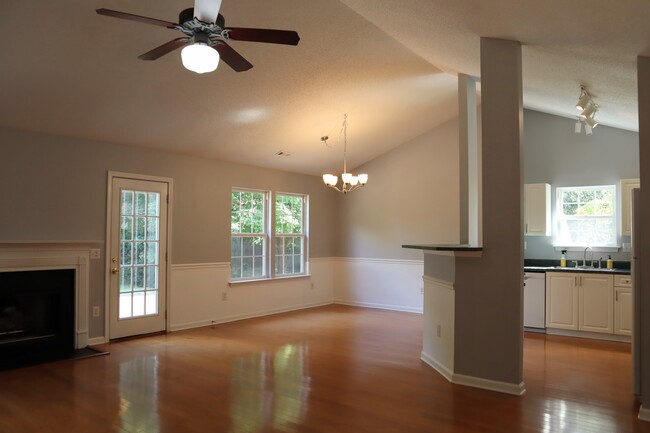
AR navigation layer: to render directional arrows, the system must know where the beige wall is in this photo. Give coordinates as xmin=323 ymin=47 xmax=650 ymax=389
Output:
xmin=337 ymin=117 xmax=461 ymax=260
xmin=0 ymin=127 xmax=341 ymax=337
xmin=0 ymin=127 xmax=340 ymax=261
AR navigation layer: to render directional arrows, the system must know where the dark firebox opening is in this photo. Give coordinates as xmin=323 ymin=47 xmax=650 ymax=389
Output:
xmin=0 ymin=269 xmax=75 ymax=370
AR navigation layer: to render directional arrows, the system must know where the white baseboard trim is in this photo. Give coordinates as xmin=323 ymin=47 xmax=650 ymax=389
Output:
xmin=87 ymin=336 xmax=107 ymax=346
xmin=452 ymin=373 xmax=526 ymax=396
xmin=333 ymin=299 xmax=423 ymax=314
xmin=420 ymin=351 xmax=454 ymax=382
xmin=170 ymin=301 xmax=333 ymax=332
xmin=639 ymin=405 xmax=650 ymax=422
xmin=546 ymin=328 xmax=631 ymax=343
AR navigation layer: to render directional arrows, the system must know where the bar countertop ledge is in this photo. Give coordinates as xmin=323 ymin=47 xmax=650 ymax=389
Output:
xmin=402 ymin=244 xmax=483 ymax=255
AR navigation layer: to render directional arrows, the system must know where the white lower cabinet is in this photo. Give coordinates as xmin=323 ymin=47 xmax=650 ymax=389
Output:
xmin=578 ymin=273 xmax=614 ymax=333
xmin=614 ymin=275 xmax=633 ymax=336
xmin=546 ymin=272 xmax=578 ymax=330
xmin=546 ymin=272 xmax=614 ymax=334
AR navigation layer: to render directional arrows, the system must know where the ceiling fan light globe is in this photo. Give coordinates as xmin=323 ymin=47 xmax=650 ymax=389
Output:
xmin=181 ymin=43 xmax=219 ymax=73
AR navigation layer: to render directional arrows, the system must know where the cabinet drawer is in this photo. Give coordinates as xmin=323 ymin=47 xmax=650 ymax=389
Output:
xmin=614 ymin=275 xmax=632 ymax=287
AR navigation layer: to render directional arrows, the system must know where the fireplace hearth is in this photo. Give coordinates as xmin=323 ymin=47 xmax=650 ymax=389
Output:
xmin=0 ymin=269 xmax=75 ymax=370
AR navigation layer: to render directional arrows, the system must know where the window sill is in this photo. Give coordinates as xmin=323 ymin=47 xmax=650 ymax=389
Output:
xmin=229 ymin=274 xmax=311 ymax=286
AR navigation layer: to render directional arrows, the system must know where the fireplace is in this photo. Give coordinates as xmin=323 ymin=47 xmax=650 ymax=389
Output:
xmin=0 ymin=243 xmax=91 ymax=363
xmin=0 ymin=269 xmax=75 ymax=369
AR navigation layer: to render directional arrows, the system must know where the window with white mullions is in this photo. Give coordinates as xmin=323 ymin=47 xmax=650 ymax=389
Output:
xmin=231 ymin=190 xmax=267 ymax=279
xmin=275 ymin=194 xmax=306 ymax=276
xmin=119 ymin=190 xmax=160 ymax=319
xmin=556 ymin=185 xmax=616 ymax=247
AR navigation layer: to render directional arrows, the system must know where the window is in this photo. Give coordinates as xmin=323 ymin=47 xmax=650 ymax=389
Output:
xmin=230 ymin=189 xmax=308 ymax=281
xmin=556 ymin=185 xmax=616 ymax=247
xmin=231 ymin=190 xmax=267 ymax=279
xmin=275 ymin=194 xmax=306 ymax=276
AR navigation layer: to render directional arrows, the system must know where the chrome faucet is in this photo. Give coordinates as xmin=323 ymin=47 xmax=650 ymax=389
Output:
xmin=583 ymin=247 xmax=593 ymax=267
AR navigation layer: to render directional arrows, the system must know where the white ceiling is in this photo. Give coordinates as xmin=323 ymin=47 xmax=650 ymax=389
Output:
xmin=1 ymin=0 xmax=648 ymax=175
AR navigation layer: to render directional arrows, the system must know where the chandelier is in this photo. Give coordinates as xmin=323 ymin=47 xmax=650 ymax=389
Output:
xmin=322 ymin=114 xmax=368 ymax=194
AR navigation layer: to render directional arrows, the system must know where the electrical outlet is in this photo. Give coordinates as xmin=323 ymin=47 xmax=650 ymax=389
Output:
xmin=222 ymin=292 xmax=228 ymax=301
xmin=623 ymin=243 xmax=632 ymax=252
xmin=92 ymin=306 xmax=100 ymax=317
xmin=437 ymin=325 xmax=441 ymax=338
xmin=90 ymin=249 xmax=101 ymax=259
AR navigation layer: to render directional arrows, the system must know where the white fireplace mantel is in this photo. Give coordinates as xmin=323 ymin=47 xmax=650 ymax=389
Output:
xmin=0 ymin=242 xmax=94 ymax=349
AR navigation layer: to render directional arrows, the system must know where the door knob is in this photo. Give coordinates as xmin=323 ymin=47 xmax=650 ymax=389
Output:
xmin=111 ymin=267 xmax=119 ymax=275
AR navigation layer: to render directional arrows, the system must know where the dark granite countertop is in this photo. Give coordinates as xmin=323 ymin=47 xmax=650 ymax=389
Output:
xmin=402 ymin=244 xmax=483 ymax=252
xmin=524 ymin=258 xmax=631 ymax=275
xmin=524 ymin=266 xmax=630 ymax=275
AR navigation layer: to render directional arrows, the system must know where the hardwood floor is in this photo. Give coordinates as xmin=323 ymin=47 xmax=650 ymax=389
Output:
xmin=1 ymin=304 xmax=649 ymax=433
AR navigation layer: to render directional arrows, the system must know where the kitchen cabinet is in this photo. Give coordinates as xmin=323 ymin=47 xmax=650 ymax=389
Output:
xmin=621 ymin=179 xmax=640 ymax=236
xmin=524 ymin=183 xmax=551 ymax=236
xmin=614 ymin=275 xmax=633 ymax=336
xmin=579 ymin=273 xmax=614 ymax=333
xmin=546 ymin=272 xmax=613 ymax=334
xmin=546 ymin=272 xmax=578 ymax=330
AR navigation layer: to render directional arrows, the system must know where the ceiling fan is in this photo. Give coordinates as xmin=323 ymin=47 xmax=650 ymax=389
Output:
xmin=96 ymin=0 xmax=300 ymax=73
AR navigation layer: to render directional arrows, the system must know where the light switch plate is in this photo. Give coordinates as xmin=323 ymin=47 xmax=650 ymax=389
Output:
xmin=623 ymin=243 xmax=631 ymax=252
xmin=90 ymin=249 xmax=101 ymax=259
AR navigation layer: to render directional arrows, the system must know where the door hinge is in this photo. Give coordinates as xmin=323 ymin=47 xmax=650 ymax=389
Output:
xmin=165 ymin=252 xmax=168 ymax=262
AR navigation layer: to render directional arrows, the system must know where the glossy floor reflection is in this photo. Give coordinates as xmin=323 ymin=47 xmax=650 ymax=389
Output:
xmin=0 ymin=305 xmax=647 ymax=432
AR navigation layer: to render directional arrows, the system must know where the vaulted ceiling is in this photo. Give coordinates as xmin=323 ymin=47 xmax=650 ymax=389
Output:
xmin=1 ymin=1 xmax=648 ymax=175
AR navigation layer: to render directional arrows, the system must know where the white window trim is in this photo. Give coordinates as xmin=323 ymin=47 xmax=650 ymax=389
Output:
xmin=553 ymin=185 xmax=618 ymax=249
xmin=273 ymin=192 xmax=309 ymax=278
xmin=230 ymin=188 xmax=270 ymax=281
xmin=230 ymin=188 xmax=309 ymax=282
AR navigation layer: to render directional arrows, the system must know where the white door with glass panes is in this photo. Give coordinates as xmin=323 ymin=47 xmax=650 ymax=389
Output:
xmin=110 ymin=177 xmax=168 ymax=339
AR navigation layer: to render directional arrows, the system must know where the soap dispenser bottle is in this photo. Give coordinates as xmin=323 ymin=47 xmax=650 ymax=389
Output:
xmin=607 ymin=255 xmax=614 ymax=269
xmin=560 ymin=250 xmax=567 ymax=267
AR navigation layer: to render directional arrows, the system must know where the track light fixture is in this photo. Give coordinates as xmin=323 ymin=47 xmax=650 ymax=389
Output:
xmin=573 ymin=85 xmax=599 ymax=135
xmin=575 ymin=86 xmax=591 ymax=111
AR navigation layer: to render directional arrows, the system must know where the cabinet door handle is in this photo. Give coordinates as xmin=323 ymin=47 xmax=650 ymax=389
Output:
xmin=616 ymin=291 xmax=619 ymax=302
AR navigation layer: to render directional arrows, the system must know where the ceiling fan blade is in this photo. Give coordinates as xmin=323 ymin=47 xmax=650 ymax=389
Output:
xmin=194 ymin=0 xmax=222 ymax=23
xmin=213 ymin=42 xmax=253 ymax=72
xmin=138 ymin=38 xmax=190 ymax=61
xmin=226 ymin=28 xmax=300 ymax=46
xmin=96 ymin=9 xmax=178 ymax=29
